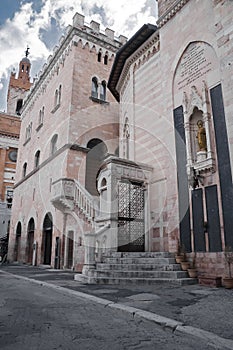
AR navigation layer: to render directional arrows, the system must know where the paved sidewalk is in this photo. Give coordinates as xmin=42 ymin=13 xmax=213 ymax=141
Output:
xmin=1 ymin=263 xmax=233 ymax=349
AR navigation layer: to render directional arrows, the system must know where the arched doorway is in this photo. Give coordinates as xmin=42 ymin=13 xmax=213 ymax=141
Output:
xmin=65 ymin=230 xmax=74 ymax=269
xmin=26 ymin=218 xmax=35 ymax=264
xmin=85 ymin=138 xmax=107 ymax=196
xmin=14 ymin=222 xmax=22 ymax=261
xmin=42 ymin=213 xmax=53 ymax=265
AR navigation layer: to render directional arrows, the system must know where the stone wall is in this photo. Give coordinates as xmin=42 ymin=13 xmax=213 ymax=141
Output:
xmin=117 ymin=0 xmax=233 ymax=275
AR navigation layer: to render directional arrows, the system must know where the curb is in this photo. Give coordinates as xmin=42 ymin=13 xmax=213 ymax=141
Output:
xmin=1 ymin=270 xmax=233 ymax=349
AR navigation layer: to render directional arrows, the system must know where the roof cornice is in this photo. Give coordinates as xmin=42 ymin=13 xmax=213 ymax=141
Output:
xmin=116 ymin=31 xmax=160 ymax=98
xmin=108 ymin=24 xmax=158 ymax=102
xmin=157 ymin=0 xmax=190 ymax=28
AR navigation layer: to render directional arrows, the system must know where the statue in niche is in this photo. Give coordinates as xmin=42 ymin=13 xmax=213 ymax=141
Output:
xmin=196 ymin=120 xmax=207 ymax=152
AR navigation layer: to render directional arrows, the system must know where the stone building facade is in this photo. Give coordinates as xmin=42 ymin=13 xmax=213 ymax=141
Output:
xmin=7 ymin=13 xmax=126 ymax=270
xmin=0 ymin=52 xmax=28 ymax=258
xmin=105 ymin=0 xmax=233 ymax=276
xmin=7 ymin=1 xmax=233 ymax=280
xmin=0 ymin=113 xmax=21 ymax=258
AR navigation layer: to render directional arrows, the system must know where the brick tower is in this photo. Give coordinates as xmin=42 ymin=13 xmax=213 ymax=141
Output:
xmin=7 ymin=48 xmax=32 ymax=115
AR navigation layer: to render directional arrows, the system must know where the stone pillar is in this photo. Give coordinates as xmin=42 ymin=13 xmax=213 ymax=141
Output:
xmin=82 ymin=233 xmax=96 ymax=274
xmin=202 ymin=81 xmax=212 ymax=159
xmin=183 ymin=93 xmax=192 ymax=167
xmin=184 ymin=119 xmax=192 ymax=166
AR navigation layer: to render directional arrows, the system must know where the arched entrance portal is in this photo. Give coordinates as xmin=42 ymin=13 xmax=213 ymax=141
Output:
xmin=14 ymin=222 xmax=22 ymax=261
xmin=85 ymin=138 xmax=107 ymax=196
xmin=26 ymin=218 xmax=35 ymax=264
xmin=42 ymin=213 xmax=53 ymax=265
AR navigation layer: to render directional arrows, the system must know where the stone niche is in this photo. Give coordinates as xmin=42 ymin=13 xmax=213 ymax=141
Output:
xmin=173 ymin=41 xmax=220 ymax=183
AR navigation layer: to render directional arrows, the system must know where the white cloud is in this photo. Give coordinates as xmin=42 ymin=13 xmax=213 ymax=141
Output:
xmin=0 ymin=0 xmax=158 ymax=110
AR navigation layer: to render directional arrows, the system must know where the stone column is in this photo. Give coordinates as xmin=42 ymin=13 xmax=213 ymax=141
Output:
xmin=184 ymin=118 xmax=192 ymax=166
xmin=202 ymin=82 xmax=212 ymax=159
xmin=183 ymin=93 xmax=192 ymax=167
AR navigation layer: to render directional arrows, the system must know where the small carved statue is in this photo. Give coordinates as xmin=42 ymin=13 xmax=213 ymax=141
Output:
xmin=25 ymin=46 xmax=30 ymax=57
xmin=196 ymin=119 xmax=207 ymax=151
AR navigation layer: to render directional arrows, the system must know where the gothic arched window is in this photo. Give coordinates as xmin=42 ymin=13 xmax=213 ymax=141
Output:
xmin=100 ymin=81 xmax=106 ymax=101
xmin=91 ymin=77 xmax=98 ymax=99
xmin=50 ymin=134 xmax=58 ymax=155
xmin=34 ymin=150 xmax=40 ymax=168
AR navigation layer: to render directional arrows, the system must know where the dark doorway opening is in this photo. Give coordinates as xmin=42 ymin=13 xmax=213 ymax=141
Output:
xmin=42 ymin=213 xmax=53 ymax=265
xmin=14 ymin=222 xmax=22 ymax=261
xmin=85 ymin=138 xmax=107 ymax=196
xmin=27 ymin=218 xmax=35 ymax=264
xmin=67 ymin=231 xmax=74 ymax=269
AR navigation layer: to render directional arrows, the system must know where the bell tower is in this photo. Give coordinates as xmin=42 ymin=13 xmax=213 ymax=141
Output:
xmin=7 ymin=47 xmax=32 ymax=116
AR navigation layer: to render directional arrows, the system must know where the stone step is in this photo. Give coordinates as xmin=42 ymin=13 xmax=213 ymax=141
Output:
xmin=95 ymin=270 xmax=188 ymax=279
xmin=96 ymin=263 xmax=181 ymax=271
xmin=102 ymin=257 xmax=176 ymax=264
xmin=95 ymin=277 xmax=197 ymax=285
xmin=76 ymin=251 xmax=197 ymax=286
xmin=104 ymin=252 xmax=174 ymax=259
xmin=74 ymin=274 xmax=197 ymax=286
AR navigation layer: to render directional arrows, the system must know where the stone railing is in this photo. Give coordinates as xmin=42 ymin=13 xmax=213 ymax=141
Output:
xmin=51 ymin=178 xmax=99 ymax=224
xmin=73 ymin=179 xmax=99 ymax=224
xmin=82 ymin=223 xmax=111 ymax=274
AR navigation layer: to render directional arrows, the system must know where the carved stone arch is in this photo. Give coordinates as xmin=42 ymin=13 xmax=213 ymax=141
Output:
xmin=184 ymin=86 xmax=204 ymax=121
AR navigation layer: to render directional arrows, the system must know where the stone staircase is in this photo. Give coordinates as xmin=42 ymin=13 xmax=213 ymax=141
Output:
xmin=51 ymin=178 xmax=99 ymax=225
xmin=75 ymin=252 xmax=197 ymax=285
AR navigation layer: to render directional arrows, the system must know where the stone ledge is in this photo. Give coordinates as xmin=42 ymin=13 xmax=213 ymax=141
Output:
xmin=198 ymin=275 xmax=222 ymax=288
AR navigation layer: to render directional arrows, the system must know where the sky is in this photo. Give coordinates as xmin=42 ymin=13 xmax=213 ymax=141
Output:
xmin=0 ymin=0 xmax=158 ymax=111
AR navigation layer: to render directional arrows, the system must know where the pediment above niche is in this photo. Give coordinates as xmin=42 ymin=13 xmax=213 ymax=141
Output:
xmin=183 ymin=85 xmax=203 ymax=118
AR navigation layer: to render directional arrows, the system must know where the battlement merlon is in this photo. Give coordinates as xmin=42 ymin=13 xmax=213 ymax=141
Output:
xmin=72 ymin=12 xmax=127 ymax=46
